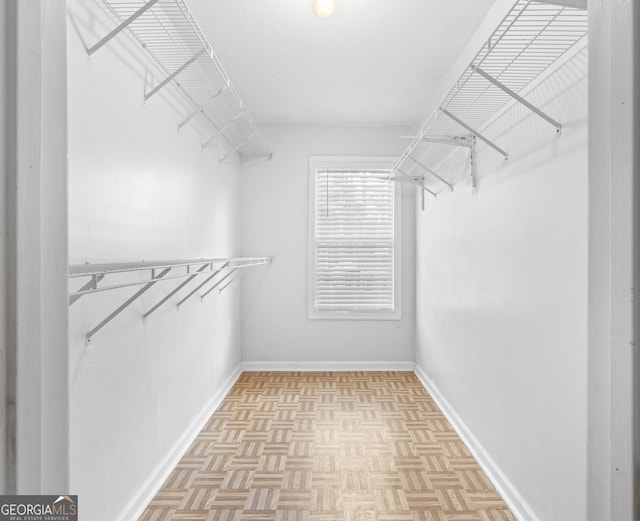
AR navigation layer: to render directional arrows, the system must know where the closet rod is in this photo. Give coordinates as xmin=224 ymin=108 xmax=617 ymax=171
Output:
xmin=69 ymin=256 xmax=272 ymax=344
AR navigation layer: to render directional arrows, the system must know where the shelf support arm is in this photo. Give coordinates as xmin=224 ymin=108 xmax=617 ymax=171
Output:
xmin=143 ymin=262 xmax=210 ymax=320
xmin=217 ymin=273 xmax=240 ymax=293
xmin=395 ymin=169 xmax=437 ymax=198
xmin=407 ymin=156 xmax=454 ymax=191
xmin=177 ymin=86 xmax=229 ymax=132
xmin=86 ymin=267 xmax=171 ymax=343
xmin=176 ymin=262 xmax=229 ymax=307
xmin=145 ymin=49 xmax=206 ymax=101
xmin=69 ymin=274 xmax=105 ymax=306
xmin=440 ymin=108 xmax=509 ymax=160
xmin=471 ymin=66 xmax=562 ymax=133
xmin=178 ymin=109 xmax=201 ymax=132
xmin=202 ymin=113 xmax=243 ymax=149
xmin=220 ymin=134 xmax=254 ymax=162
xmin=405 ymin=134 xmax=474 ymax=148
xmin=469 ymin=135 xmax=477 ymax=191
xmin=201 ymin=269 xmax=237 ymax=299
xmin=393 ymin=170 xmax=436 ymax=212
xmin=87 ymin=0 xmax=161 ymax=56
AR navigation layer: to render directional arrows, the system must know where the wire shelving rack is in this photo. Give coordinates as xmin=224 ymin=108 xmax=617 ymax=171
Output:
xmin=69 ymin=256 xmax=272 ymax=343
xmin=390 ymin=0 xmax=588 ymax=199
xmin=88 ymin=0 xmax=271 ymax=162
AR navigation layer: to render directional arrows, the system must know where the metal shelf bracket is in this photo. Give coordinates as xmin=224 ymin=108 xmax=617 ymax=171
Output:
xmin=469 ymin=135 xmax=477 ymax=191
xmin=176 ymin=262 xmax=230 ymax=308
xmin=145 ymin=49 xmax=206 ymax=101
xmin=86 ymin=267 xmax=171 ymax=345
xmin=470 ymin=66 xmax=562 ymax=134
xmin=407 ymin=156 xmax=453 ymax=191
xmin=87 ymin=0 xmax=271 ymax=160
xmin=69 ymin=274 xmax=105 ymax=306
xmin=411 ymin=134 xmax=474 ymax=148
xmin=389 ymin=1 xmax=586 ymax=193
xmin=69 ymin=257 xmax=272 ymax=343
xmin=177 ymin=86 xmax=228 ymax=133
xmin=201 ymin=268 xmax=237 ymax=299
xmin=88 ymin=0 xmax=161 ymax=56
xmin=389 ymin=173 xmax=434 ymax=211
xmin=143 ymin=262 xmax=210 ymax=320
xmin=220 ymin=134 xmax=255 ymax=163
xmin=440 ymin=108 xmax=509 ymax=160
xmin=218 ymin=273 xmax=240 ymax=294
xmin=417 ymin=134 xmax=477 ymax=190
xmin=202 ymin=113 xmax=244 ymax=150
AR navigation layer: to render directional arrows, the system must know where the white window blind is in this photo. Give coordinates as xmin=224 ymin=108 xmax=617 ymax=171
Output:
xmin=311 ymin=166 xmax=397 ymax=317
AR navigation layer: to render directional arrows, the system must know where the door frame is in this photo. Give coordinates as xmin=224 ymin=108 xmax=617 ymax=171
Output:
xmin=3 ymin=0 xmax=69 ymax=493
xmin=587 ymin=1 xmax=639 ymax=520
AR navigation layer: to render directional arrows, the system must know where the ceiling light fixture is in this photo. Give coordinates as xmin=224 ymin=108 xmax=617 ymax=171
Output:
xmin=314 ymin=0 xmax=335 ymax=18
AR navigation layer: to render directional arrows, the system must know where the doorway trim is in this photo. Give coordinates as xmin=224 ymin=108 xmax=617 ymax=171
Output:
xmin=587 ymin=1 xmax=639 ymax=520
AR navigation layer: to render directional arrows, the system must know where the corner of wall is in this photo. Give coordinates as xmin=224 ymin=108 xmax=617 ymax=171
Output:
xmin=412 ymin=364 xmax=541 ymax=521
xmin=115 ymin=362 xmax=244 ymax=521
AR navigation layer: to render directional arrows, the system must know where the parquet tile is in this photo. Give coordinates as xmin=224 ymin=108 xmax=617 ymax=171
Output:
xmin=140 ymin=372 xmax=516 ymax=521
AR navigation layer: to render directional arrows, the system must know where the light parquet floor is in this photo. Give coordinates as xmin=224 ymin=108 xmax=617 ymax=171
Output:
xmin=140 ymin=372 xmax=516 ymax=521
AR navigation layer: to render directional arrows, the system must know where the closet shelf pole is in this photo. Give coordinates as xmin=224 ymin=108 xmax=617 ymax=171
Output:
xmin=176 ymin=262 xmax=229 ymax=307
xmin=407 ymin=156 xmax=454 ymax=191
xmin=145 ymin=49 xmax=206 ymax=101
xmin=471 ymin=66 xmax=562 ymax=133
xmin=440 ymin=108 xmax=509 ymax=160
xmin=143 ymin=262 xmax=210 ymax=320
xmin=69 ymin=274 xmax=105 ymax=306
xmin=86 ymin=267 xmax=171 ymax=344
xmin=88 ymin=0 xmax=161 ymax=56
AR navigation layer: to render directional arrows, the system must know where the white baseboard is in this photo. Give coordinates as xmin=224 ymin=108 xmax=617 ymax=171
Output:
xmin=117 ymin=363 xmax=243 ymax=521
xmin=242 ymin=361 xmax=416 ymax=372
xmin=115 ymin=361 xmax=535 ymax=521
xmin=413 ymin=364 xmax=540 ymax=521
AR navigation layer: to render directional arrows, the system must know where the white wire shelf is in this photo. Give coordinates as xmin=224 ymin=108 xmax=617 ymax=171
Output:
xmin=69 ymin=256 xmax=272 ymax=343
xmin=391 ymin=0 xmax=587 ymax=196
xmin=89 ymin=0 xmax=272 ymax=162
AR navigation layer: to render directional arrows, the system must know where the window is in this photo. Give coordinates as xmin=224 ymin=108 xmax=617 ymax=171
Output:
xmin=309 ymin=157 xmax=400 ymax=319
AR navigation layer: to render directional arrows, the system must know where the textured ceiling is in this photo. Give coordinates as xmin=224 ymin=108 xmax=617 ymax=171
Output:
xmin=186 ymin=0 xmax=497 ymax=126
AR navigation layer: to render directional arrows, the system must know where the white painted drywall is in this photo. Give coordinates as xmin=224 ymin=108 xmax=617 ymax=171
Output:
xmin=240 ymin=125 xmax=415 ymax=367
xmin=67 ymin=2 xmax=245 ymax=519
xmin=414 ymin=43 xmax=588 ymax=521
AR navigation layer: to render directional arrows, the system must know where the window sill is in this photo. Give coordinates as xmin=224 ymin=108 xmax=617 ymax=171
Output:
xmin=308 ymin=311 xmax=402 ymax=321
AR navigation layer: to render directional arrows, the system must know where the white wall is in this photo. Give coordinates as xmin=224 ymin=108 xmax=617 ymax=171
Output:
xmin=241 ymin=125 xmax=415 ymax=368
xmin=414 ymin=44 xmax=588 ymax=521
xmin=67 ymin=2 xmax=244 ymax=519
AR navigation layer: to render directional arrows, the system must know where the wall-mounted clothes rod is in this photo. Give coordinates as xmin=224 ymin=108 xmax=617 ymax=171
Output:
xmin=390 ymin=0 xmax=587 ymax=199
xmin=68 ymin=256 xmax=272 ymax=344
xmin=88 ymin=0 xmax=271 ymax=163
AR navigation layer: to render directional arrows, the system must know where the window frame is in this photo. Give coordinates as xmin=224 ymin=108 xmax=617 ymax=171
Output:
xmin=308 ymin=156 xmax=402 ymax=321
